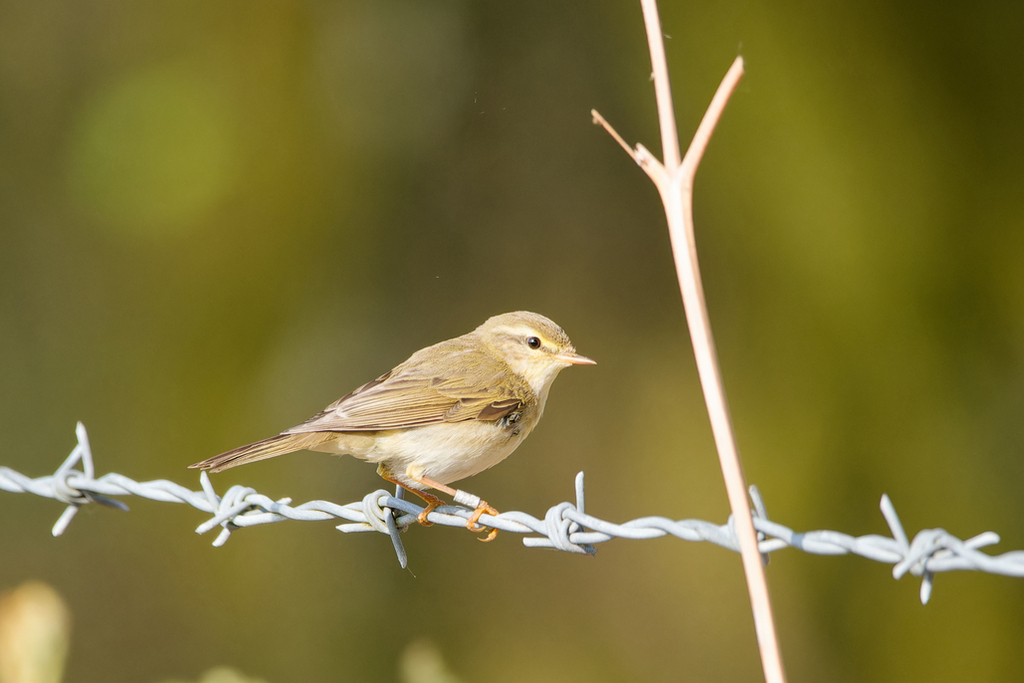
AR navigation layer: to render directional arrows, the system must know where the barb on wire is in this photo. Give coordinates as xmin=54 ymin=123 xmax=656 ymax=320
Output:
xmin=3 ymin=424 xmax=1024 ymax=600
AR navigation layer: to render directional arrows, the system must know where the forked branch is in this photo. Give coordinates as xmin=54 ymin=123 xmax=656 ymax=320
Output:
xmin=593 ymin=2 xmax=785 ymax=683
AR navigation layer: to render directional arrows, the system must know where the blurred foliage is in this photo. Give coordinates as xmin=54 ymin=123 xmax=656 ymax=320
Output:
xmin=398 ymin=640 xmax=465 ymax=683
xmin=1 ymin=1 xmax=1023 ymax=682
xmin=159 ymin=666 xmax=270 ymax=683
xmin=0 ymin=581 xmax=70 ymax=683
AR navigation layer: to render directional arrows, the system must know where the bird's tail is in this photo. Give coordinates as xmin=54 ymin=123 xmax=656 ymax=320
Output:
xmin=189 ymin=432 xmax=334 ymax=473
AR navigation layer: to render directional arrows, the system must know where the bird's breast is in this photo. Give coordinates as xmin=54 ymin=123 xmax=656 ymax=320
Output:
xmin=322 ymin=416 xmax=534 ymax=487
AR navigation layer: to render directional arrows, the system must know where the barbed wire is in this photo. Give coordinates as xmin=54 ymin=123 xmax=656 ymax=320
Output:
xmin=3 ymin=423 xmax=1023 ymax=603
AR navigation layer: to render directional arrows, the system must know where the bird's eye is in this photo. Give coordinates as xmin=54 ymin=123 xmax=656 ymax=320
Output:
xmin=526 ymin=336 xmax=541 ymax=349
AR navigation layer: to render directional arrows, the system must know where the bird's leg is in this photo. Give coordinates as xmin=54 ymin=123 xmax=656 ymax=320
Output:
xmin=406 ymin=468 xmax=500 ymax=542
xmin=377 ymin=466 xmax=444 ymax=527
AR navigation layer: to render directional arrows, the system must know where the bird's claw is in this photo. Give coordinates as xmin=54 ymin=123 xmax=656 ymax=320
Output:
xmin=416 ymin=504 xmax=437 ymax=527
xmin=466 ymin=502 xmax=499 ymax=542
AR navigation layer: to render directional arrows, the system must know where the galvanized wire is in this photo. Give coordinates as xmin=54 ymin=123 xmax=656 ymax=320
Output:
xmin=3 ymin=423 xmax=1023 ymax=603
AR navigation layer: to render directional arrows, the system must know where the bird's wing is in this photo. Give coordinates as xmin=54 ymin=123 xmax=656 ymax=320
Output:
xmin=284 ymin=341 xmax=529 ymax=433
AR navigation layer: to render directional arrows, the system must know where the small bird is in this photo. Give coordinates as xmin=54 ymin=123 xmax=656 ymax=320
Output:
xmin=189 ymin=311 xmax=594 ymax=541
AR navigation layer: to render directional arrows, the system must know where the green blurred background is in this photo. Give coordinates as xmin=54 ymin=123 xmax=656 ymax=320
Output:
xmin=2 ymin=1 xmax=1023 ymax=681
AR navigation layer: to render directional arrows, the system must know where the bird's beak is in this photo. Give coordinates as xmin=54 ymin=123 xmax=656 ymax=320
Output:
xmin=554 ymin=352 xmax=596 ymax=366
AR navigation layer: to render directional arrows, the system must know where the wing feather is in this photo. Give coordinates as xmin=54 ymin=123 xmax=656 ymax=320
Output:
xmin=285 ymin=338 xmax=531 ymax=433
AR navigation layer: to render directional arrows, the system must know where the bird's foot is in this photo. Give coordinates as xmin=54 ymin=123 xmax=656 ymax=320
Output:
xmin=378 ymin=466 xmax=444 ymax=528
xmin=466 ymin=501 xmax=500 ymax=542
xmin=416 ymin=502 xmax=437 ymax=527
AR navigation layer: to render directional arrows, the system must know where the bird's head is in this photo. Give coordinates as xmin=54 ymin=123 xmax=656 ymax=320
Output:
xmin=476 ymin=311 xmax=595 ymax=397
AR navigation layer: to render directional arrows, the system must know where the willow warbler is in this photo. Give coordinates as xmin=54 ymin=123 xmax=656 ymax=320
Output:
xmin=189 ymin=311 xmax=594 ymax=540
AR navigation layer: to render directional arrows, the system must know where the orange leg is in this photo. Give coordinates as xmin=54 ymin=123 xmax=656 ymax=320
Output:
xmin=378 ymin=468 xmax=445 ymax=527
xmin=408 ymin=471 xmax=501 ymax=542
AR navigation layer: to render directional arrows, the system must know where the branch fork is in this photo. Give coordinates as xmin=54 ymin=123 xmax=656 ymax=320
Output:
xmin=592 ymin=3 xmax=784 ymax=682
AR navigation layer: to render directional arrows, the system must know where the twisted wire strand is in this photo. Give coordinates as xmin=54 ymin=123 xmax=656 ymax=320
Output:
xmin=3 ymin=423 xmax=1023 ymax=602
